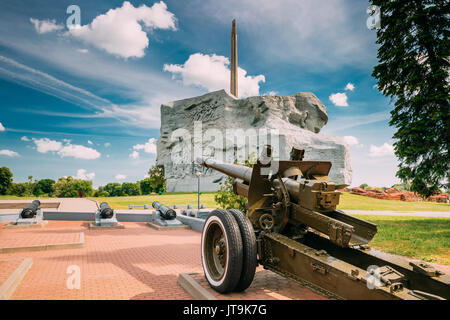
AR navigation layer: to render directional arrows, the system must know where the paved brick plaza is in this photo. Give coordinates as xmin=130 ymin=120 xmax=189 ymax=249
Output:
xmin=0 ymin=221 xmax=201 ymax=299
xmin=0 ymin=220 xmax=329 ymax=300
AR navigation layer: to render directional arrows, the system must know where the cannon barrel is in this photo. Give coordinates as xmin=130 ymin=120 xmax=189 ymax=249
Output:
xmin=152 ymin=201 xmax=176 ymax=220
xmin=196 ymin=157 xmax=253 ymax=183
xmin=20 ymin=200 xmax=41 ymax=219
xmin=99 ymin=202 xmax=114 ymax=219
xmin=197 ymin=157 xmax=334 ymax=207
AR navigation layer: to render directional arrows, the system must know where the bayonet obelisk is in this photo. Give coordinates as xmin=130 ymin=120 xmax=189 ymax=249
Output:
xmin=230 ymin=19 xmax=238 ymax=97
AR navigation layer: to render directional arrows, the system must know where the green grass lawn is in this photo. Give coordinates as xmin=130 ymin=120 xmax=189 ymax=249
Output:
xmin=339 ymin=193 xmax=450 ymax=211
xmin=359 ymin=215 xmax=450 ymax=265
xmin=2 ymin=191 xmax=449 ymax=211
xmin=86 ymin=192 xmax=450 ymax=211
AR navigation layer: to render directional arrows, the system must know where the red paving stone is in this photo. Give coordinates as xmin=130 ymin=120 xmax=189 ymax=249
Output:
xmin=0 ymin=258 xmax=24 ymax=285
xmin=0 ymin=221 xmax=327 ymax=300
xmin=0 ymin=221 xmax=202 ymax=299
xmin=0 ymin=226 xmax=80 ymax=248
xmin=192 ymin=269 xmax=328 ymax=300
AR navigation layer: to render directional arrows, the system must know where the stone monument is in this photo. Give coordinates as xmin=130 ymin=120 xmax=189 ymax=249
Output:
xmin=156 ymin=19 xmax=351 ymax=192
xmin=156 ymin=90 xmax=352 ymax=192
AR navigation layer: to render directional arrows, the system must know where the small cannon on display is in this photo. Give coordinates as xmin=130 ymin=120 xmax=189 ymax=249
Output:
xmin=99 ymin=202 xmax=115 ymax=219
xmin=149 ymin=201 xmax=187 ymax=229
xmin=93 ymin=202 xmax=120 ymax=227
xmin=15 ymin=200 xmax=44 ymax=225
xmin=152 ymin=201 xmax=177 ymax=220
xmin=20 ymin=200 xmax=41 ymax=219
xmin=197 ymin=145 xmax=450 ymax=299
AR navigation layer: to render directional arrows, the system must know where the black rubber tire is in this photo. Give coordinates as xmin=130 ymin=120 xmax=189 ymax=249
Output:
xmin=227 ymin=209 xmax=258 ymax=292
xmin=201 ymin=209 xmax=243 ymax=293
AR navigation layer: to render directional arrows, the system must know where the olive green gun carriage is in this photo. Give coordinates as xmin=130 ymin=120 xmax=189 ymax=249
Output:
xmin=197 ymin=146 xmax=450 ymax=300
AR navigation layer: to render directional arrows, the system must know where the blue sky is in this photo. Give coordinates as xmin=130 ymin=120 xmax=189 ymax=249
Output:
xmin=0 ymin=0 xmax=400 ymax=188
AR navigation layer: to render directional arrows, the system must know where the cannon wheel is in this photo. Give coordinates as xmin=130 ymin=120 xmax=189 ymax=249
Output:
xmin=201 ymin=209 xmax=243 ymax=293
xmin=227 ymin=209 xmax=257 ymax=292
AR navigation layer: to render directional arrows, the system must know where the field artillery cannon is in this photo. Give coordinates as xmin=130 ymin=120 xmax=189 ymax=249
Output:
xmin=198 ymin=146 xmax=450 ymax=299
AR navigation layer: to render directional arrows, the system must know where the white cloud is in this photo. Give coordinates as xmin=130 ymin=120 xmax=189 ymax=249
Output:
xmin=164 ymin=53 xmax=265 ymax=97
xmin=30 ymin=18 xmax=64 ymax=34
xmin=74 ymin=169 xmax=95 ymax=180
xmin=0 ymin=122 xmax=5 ymax=131
xmin=104 ymin=142 xmax=111 ymax=147
xmin=263 ymin=91 xmax=278 ymax=96
xmin=369 ymin=143 xmax=395 ymax=157
xmin=87 ymin=140 xmax=93 ymax=145
xmin=129 ymin=150 xmax=140 ymax=159
xmin=343 ymin=136 xmax=359 ymax=146
xmin=58 ymin=144 xmax=101 ymax=159
xmin=77 ymin=49 xmax=89 ymax=54
xmin=345 ymin=83 xmax=355 ymax=91
xmin=33 ymin=138 xmax=62 ymax=153
xmin=32 ymin=137 xmax=100 ymax=159
xmin=69 ymin=1 xmax=177 ymax=58
xmin=329 ymin=92 xmax=349 ymax=107
xmin=115 ymin=174 xmax=127 ymax=180
xmin=133 ymin=138 xmax=157 ymax=154
xmin=21 ymin=136 xmax=30 ymax=141
xmin=0 ymin=149 xmax=19 ymax=157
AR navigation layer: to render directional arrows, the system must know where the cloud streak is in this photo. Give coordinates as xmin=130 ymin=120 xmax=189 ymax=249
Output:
xmin=0 ymin=55 xmax=111 ymax=111
xmin=323 ymin=111 xmax=391 ymax=133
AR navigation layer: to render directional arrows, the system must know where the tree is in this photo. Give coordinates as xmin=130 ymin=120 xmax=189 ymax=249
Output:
xmin=214 ymin=176 xmax=248 ymax=212
xmin=34 ymin=179 xmax=55 ymax=196
xmin=121 ymin=182 xmax=141 ymax=196
xmin=214 ymin=154 xmax=256 ymax=213
xmin=148 ymin=165 xmax=166 ymax=193
xmin=392 ymin=182 xmax=412 ymax=191
xmin=139 ymin=178 xmax=153 ymax=195
xmin=0 ymin=166 xmax=13 ymax=195
xmin=103 ymin=183 xmax=123 ymax=197
xmin=359 ymin=183 xmax=369 ymax=190
xmin=53 ymin=177 xmax=94 ymax=198
xmin=370 ymin=0 xmax=449 ymax=197
xmin=10 ymin=182 xmax=34 ymax=197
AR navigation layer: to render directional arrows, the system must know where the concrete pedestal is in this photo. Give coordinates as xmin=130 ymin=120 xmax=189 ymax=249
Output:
xmin=89 ymin=210 xmax=124 ymax=229
xmin=147 ymin=212 xmax=190 ymax=230
xmin=9 ymin=209 xmax=47 ymax=228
